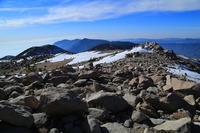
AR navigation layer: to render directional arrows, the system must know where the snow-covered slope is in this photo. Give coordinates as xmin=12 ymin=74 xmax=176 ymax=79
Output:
xmin=38 ymin=46 xmax=152 ymax=66
xmin=167 ymin=65 xmax=200 ymax=83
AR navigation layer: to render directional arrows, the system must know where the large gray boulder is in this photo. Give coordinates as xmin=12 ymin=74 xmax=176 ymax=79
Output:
xmin=86 ymin=91 xmax=129 ymax=113
xmin=0 ymin=101 xmax=34 ymax=128
xmin=38 ymin=88 xmax=88 ymax=115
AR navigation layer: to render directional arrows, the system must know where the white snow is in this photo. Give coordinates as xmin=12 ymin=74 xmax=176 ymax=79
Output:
xmin=40 ymin=51 xmax=111 ymax=65
xmin=0 ymin=76 xmax=5 ymax=79
xmin=167 ymin=65 xmax=200 ymax=83
xmin=178 ymin=55 xmax=190 ymax=60
xmin=16 ymin=59 xmax=24 ymax=63
xmin=94 ymin=46 xmax=152 ymax=65
xmin=14 ymin=73 xmax=26 ymax=78
xmin=0 ymin=60 xmax=10 ymax=62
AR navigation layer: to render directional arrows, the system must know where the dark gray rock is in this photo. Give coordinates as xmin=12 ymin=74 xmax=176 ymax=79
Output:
xmin=48 ymin=76 xmax=70 ymax=86
xmin=38 ymin=88 xmax=88 ymax=115
xmin=0 ymin=101 xmax=34 ymax=128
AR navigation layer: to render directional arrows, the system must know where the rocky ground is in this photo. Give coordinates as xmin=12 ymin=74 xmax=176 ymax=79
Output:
xmin=0 ymin=42 xmax=200 ymax=133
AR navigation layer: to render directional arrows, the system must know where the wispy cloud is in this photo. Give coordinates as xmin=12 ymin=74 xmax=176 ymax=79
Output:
xmin=0 ymin=7 xmax=46 ymax=11
xmin=0 ymin=0 xmax=200 ymax=27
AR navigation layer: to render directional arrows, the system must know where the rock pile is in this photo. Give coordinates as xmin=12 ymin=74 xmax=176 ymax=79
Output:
xmin=0 ymin=42 xmax=200 ymax=133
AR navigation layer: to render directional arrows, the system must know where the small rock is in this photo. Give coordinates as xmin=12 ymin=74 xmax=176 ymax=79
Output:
xmin=49 ymin=128 xmax=59 ymax=133
xmin=131 ymin=111 xmax=148 ymax=123
xmin=101 ymin=122 xmax=129 ymax=133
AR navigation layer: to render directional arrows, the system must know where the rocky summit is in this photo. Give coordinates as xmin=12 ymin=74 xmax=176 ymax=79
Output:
xmin=0 ymin=42 xmax=200 ymax=133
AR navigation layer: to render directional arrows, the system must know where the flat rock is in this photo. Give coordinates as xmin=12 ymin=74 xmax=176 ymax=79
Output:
xmin=101 ymin=122 xmax=129 ymax=133
xmin=152 ymin=117 xmax=191 ymax=133
xmin=86 ymin=91 xmax=129 ymax=113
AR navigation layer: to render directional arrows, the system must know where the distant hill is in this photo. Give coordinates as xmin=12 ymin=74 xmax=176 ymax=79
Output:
xmin=0 ymin=55 xmax=15 ymax=60
xmin=15 ymin=44 xmax=69 ymax=59
xmin=53 ymin=38 xmax=109 ymax=53
xmin=121 ymin=38 xmax=200 ymax=59
xmin=89 ymin=41 xmax=139 ymax=51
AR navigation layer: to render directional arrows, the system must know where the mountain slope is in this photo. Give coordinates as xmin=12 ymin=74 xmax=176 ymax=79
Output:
xmin=0 ymin=55 xmax=15 ymax=60
xmin=15 ymin=44 xmax=69 ymax=59
xmin=53 ymin=38 xmax=109 ymax=53
xmin=89 ymin=41 xmax=139 ymax=51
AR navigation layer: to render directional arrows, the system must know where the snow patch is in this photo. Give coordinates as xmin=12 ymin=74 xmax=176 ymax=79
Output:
xmin=167 ymin=65 xmax=200 ymax=83
xmin=41 ymin=51 xmax=111 ymax=65
xmin=0 ymin=76 xmax=5 ymax=79
xmin=94 ymin=46 xmax=152 ymax=65
xmin=178 ymin=55 xmax=190 ymax=60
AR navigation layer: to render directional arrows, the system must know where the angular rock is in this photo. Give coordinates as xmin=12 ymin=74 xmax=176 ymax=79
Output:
xmin=138 ymin=76 xmax=154 ymax=89
xmin=184 ymin=95 xmax=196 ymax=107
xmin=151 ymin=117 xmax=191 ymax=133
xmin=136 ymin=102 xmax=160 ymax=118
xmin=101 ymin=122 xmax=129 ymax=133
xmin=38 ymin=88 xmax=88 ymax=115
xmin=128 ymin=78 xmax=139 ymax=87
xmin=48 ymin=76 xmax=70 ymax=86
xmin=88 ymin=108 xmax=108 ymax=122
xmin=86 ymin=91 xmax=129 ymax=113
xmin=91 ymin=81 xmax=115 ymax=92
xmin=131 ymin=111 xmax=148 ymax=123
xmin=3 ymin=86 xmax=23 ymax=96
xmin=171 ymin=78 xmax=196 ymax=90
xmin=9 ymin=95 xmax=39 ymax=109
xmin=0 ymin=101 xmax=34 ymax=128
xmin=78 ymin=71 xmax=99 ymax=79
xmin=74 ymin=79 xmax=87 ymax=87
xmin=82 ymin=115 xmax=102 ymax=133
xmin=123 ymin=93 xmax=141 ymax=107
xmin=26 ymin=72 xmax=43 ymax=83
xmin=142 ymin=91 xmax=195 ymax=114
xmin=113 ymin=69 xmax=133 ymax=79
xmin=150 ymin=75 xmax=165 ymax=84
xmin=33 ymin=113 xmax=48 ymax=127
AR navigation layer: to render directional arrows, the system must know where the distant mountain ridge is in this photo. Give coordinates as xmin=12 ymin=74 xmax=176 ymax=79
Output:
xmin=89 ymin=41 xmax=139 ymax=51
xmin=53 ymin=38 xmax=109 ymax=53
xmin=15 ymin=44 xmax=68 ymax=59
xmin=0 ymin=55 xmax=15 ymax=60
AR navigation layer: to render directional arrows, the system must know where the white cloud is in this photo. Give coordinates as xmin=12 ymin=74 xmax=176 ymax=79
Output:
xmin=0 ymin=0 xmax=200 ymax=27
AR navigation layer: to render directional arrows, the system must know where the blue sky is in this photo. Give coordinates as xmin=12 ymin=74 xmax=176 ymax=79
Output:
xmin=0 ymin=0 xmax=200 ymax=57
